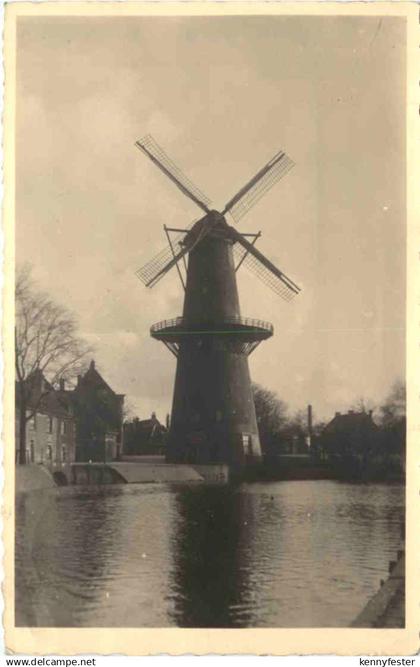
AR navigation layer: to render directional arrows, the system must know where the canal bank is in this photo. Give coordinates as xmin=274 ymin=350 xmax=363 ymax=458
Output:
xmin=15 ymin=464 xmax=58 ymax=492
xmin=352 ymin=548 xmax=405 ymax=627
xmin=15 ymin=455 xmax=404 ymax=493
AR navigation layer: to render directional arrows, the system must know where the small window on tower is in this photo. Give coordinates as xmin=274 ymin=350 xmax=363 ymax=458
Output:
xmin=242 ymin=434 xmax=252 ymax=456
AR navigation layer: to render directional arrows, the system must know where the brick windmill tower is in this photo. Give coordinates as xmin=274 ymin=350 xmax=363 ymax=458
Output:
xmin=135 ymin=136 xmax=300 ymax=469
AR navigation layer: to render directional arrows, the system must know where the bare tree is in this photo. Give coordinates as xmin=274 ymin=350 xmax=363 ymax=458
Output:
xmin=311 ymin=419 xmax=327 ymax=438
xmin=122 ymin=399 xmax=137 ymax=423
xmin=15 ymin=265 xmax=91 ymax=464
xmin=351 ymin=396 xmax=376 ymax=415
xmin=252 ymin=383 xmax=289 ymax=454
xmin=287 ymin=408 xmax=308 ymax=435
xmin=379 ymin=380 xmax=406 ymax=428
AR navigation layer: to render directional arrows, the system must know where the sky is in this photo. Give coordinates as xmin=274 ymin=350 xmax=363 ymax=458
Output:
xmin=16 ymin=14 xmax=406 ymax=424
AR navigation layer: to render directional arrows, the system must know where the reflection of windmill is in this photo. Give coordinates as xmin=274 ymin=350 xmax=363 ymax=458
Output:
xmin=135 ymin=135 xmax=301 ymax=469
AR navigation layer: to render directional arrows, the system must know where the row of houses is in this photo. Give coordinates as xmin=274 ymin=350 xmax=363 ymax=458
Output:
xmin=16 ymin=360 xmax=124 ymax=465
xmin=16 ymin=360 xmax=168 ymax=466
xmin=17 ymin=364 xmax=403 ymax=472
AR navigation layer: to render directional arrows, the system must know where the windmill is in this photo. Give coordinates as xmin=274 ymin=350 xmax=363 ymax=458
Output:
xmin=135 ymin=135 xmax=301 ymax=469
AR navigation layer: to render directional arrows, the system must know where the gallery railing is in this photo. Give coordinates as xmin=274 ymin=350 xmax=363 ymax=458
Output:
xmin=150 ymin=316 xmax=273 ymax=335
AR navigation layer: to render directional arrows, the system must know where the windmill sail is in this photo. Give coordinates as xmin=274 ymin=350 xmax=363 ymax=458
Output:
xmin=136 ymin=227 xmax=190 ymax=287
xmin=240 ymin=251 xmax=299 ymax=301
xmin=230 ymin=227 xmax=301 ymax=301
xmin=135 ymin=135 xmax=301 ymax=300
xmin=135 ymin=135 xmax=212 ymax=213
xmin=223 ymin=150 xmax=295 ymax=223
xmin=136 ymin=217 xmax=215 ymax=288
xmin=141 ymin=242 xmax=192 ymax=288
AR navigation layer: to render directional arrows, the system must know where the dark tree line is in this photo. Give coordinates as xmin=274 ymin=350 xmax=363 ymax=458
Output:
xmin=252 ymin=383 xmax=312 ymax=456
xmin=375 ymin=380 xmax=406 ymax=474
xmin=252 ymin=380 xmax=406 ymax=478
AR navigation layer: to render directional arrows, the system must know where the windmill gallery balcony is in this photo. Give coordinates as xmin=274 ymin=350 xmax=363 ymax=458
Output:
xmin=150 ymin=316 xmax=273 ymax=357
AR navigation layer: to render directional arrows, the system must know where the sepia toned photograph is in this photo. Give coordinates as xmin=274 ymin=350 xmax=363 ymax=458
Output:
xmin=4 ymin=1 xmax=419 ymax=655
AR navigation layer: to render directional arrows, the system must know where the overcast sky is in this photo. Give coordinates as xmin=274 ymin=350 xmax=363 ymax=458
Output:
xmin=16 ymin=15 xmax=406 ymax=423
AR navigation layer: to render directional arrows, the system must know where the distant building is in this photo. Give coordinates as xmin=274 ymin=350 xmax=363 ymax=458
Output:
xmin=123 ymin=413 xmax=167 ymax=455
xmin=15 ymin=371 xmax=76 ymax=465
xmin=319 ymin=410 xmax=378 ymax=463
xmin=59 ymin=360 xmax=124 ymax=462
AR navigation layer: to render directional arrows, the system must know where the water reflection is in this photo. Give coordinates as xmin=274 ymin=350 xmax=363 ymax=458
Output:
xmin=16 ymin=487 xmax=126 ymax=626
xmin=16 ymin=485 xmax=176 ymax=627
xmin=168 ymin=482 xmax=405 ymax=627
xmin=169 ymin=485 xmax=249 ymax=627
xmin=15 ymin=481 xmax=404 ymax=628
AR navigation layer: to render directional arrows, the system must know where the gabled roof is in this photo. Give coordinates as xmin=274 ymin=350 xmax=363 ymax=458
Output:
xmin=16 ymin=372 xmax=73 ymax=419
xmin=75 ymin=360 xmax=124 ymax=398
xmin=323 ymin=410 xmax=377 ymax=435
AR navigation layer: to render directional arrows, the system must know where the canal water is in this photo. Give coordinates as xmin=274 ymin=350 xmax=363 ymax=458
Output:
xmin=15 ymin=480 xmax=404 ymax=627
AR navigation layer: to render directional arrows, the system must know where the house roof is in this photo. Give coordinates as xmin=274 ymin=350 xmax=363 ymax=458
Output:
xmin=79 ymin=360 xmax=114 ymax=392
xmin=74 ymin=360 xmax=125 ymax=400
xmin=323 ymin=410 xmax=377 ymax=435
xmin=125 ymin=416 xmax=167 ymax=439
xmin=16 ymin=372 xmax=73 ymax=419
xmin=57 ymin=360 xmax=124 ymax=402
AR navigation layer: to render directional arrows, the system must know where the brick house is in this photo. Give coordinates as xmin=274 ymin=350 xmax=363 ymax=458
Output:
xmin=59 ymin=360 xmax=124 ymax=462
xmin=15 ymin=371 xmax=76 ymax=465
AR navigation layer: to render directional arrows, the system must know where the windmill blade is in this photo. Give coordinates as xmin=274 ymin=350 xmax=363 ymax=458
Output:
xmin=135 ymin=135 xmax=211 ymax=214
xmin=136 ymin=225 xmax=191 ymax=287
xmin=136 ymin=219 xmax=213 ymax=289
xmin=137 ymin=239 xmax=192 ymax=289
xmin=230 ymin=227 xmax=301 ymax=301
xmin=222 ymin=150 xmax=295 ymax=223
xmin=240 ymin=252 xmax=299 ymax=302
xmin=136 ymin=240 xmax=181 ymax=287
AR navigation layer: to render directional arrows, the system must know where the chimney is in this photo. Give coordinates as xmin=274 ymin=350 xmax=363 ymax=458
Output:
xmin=166 ymin=413 xmax=170 ymax=429
xmin=335 ymin=411 xmax=341 ymax=417
xmin=348 ymin=410 xmax=354 ymax=415
xmin=59 ymin=378 xmax=65 ymax=391
xmin=307 ymin=404 xmax=313 ymax=435
xmin=89 ymin=359 xmax=95 ymax=370
xmin=77 ymin=375 xmax=81 ymax=386
xmin=151 ymin=411 xmax=156 ymax=421
xmin=368 ymin=409 xmax=373 ymax=418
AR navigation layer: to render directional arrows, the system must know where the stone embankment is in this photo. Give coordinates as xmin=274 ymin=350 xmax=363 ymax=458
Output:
xmin=352 ymin=549 xmax=405 ymax=628
xmin=72 ymin=460 xmax=228 ymax=484
xmin=15 ymin=458 xmax=229 ymax=493
xmin=15 ymin=464 xmax=57 ymax=493
xmin=109 ymin=461 xmax=202 ymax=483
